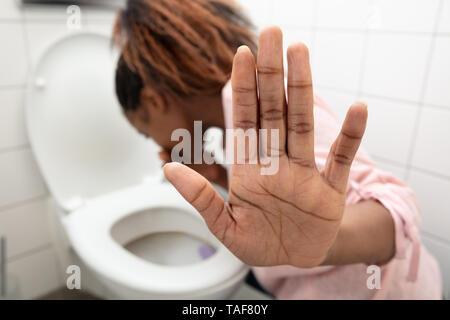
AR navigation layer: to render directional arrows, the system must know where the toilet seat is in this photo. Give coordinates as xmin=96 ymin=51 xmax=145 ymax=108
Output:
xmin=25 ymin=31 xmax=248 ymax=297
xmin=65 ymin=181 xmax=246 ymax=294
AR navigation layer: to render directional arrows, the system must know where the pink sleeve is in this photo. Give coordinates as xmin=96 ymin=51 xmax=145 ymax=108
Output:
xmin=345 ymin=158 xmax=421 ymax=281
xmin=313 ymin=95 xmax=422 ymax=282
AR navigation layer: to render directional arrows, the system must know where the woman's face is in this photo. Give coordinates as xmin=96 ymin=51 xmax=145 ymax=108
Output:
xmin=125 ymin=93 xmax=191 ymax=153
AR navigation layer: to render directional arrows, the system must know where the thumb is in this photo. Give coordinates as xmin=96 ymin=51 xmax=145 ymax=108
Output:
xmin=163 ymin=162 xmax=233 ymax=237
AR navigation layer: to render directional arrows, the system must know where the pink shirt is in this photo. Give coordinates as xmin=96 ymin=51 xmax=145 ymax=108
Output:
xmin=221 ymin=81 xmax=442 ymax=299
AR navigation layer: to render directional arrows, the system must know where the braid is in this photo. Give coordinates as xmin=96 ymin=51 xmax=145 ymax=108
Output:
xmin=114 ymin=0 xmax=256 ymax=108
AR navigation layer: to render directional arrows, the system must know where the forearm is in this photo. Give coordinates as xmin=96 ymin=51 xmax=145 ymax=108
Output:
xmin=322 ymin=200 xmax=396 ymax=266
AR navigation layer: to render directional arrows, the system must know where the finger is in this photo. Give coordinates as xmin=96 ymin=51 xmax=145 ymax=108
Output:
xmin=231 ymin=45 xmax=258 ymax=163
xmin=323 ymin=102 xmax=368 ymax=193
xmin=257 ymin=26 xmax=286 ymax=156
xmin=163 ymin=162 xmax=233 ymax=239
xmin=286 ymin=42 xmax=315 ymax=168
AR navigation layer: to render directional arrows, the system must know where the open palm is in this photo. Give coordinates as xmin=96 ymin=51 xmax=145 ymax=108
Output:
xmin=164 ymin=26 xmax=368 ymax=268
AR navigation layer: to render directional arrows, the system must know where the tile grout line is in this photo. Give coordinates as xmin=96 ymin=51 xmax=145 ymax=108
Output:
xmin=355 ymin=5 xmax=371 ymax=101
xmin=0 ymin=19 xmax=23 ymax=24
xmin=283 ymin=24 xmax=450 ymax=37
xmin=22 ymin=1 xmax=34 ymax=73
xmin=6 ymin=243 xmax=53 ymax=263
xmin=315 ymin=84 xmax=450 ymax=110
xmin=371 ymin=154 xmax=450 ymax=181
xmin=410 ymin=166 xmax=450 ymax=182
xmin=422 ymin=231 xmax=450 ymax=247
xmin=0 ymin=84 xmax=26 ymax=90
xmin=309 ymin=0 xmax=319 ymax=70
xmin=371 ymin=154 xmax=407 ymax=168
xmin=0 ymin=194 xmax=49 ymax=214
xmin=0 ymin=144 xmax=30 ymax=155
xmin=404 ymin=0 xmax=444 ymax=181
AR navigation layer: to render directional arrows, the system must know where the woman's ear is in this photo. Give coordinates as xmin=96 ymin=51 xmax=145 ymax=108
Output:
xmin=134 ymin=103 xmax=150 ymax=124
xmin=140 ymin=88 xmax=166 ymax=116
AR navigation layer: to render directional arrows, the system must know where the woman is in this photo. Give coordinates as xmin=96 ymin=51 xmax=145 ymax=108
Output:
xmin=113 ymin=0 xmax=441 ymax=299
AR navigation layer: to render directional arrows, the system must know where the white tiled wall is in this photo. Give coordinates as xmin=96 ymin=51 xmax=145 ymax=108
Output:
xmin=0 ymin=0 xmax=116 ymax=299
xmin=241 ymin=0 xmax=450 ymax=298
xmin=0 ymin=0 xmax=449 ymax=299
xmin=362 ymin=33 xmax=431 ymax=102
xmin=424 ymin=37 xmax=450 ymax=108
xmin=313 ymin=31 xmax=365 ymax=92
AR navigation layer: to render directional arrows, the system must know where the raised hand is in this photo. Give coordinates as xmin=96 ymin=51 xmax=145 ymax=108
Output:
xmin=164 ymin=26 xmax=368 ymax=268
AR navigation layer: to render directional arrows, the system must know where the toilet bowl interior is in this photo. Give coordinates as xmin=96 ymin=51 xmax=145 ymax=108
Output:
xmin=66 ymin=184 xmax=248 ymax=294
xmin=111 ymin=206 xmax=219 ymax=267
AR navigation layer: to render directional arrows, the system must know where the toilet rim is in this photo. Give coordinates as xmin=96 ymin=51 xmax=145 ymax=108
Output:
xmin=64 ymin=181 xmax=248 ymax=294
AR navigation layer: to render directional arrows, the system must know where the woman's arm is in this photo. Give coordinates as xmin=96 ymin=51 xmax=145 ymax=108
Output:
xmin=323 ymin=200 xmax=395 ymax=266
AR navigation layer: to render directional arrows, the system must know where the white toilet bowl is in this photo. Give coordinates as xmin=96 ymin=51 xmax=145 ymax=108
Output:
xmin=66 ymin=182 xmax=247 ymax=299
xmin=25 ymin=32 xmax=248 ymax=299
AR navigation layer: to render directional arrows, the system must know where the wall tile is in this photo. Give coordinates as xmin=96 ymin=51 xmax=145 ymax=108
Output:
xmin=360 ymin=95 xmax=418 ymax=165
xmin=23 ymin=2 xmax=120 ymax=23
xmin=24 ymin=23 xmax=76 ymax=70
xmin=24 ymin=4 xmax=72 ymax=21
xmin=282 ymin=28 xmax=314 ymax=71
xmin=84 ymin=21 xmax=114 ymax=38
xmin=0 ymin=88 xmax=28 ymax=150
xmin=83 ymin=7 xmax=118 ymax=23
xmin=272 ymin=0 xmax=314 ymax=28
xmin=312 ymin=31 xmax=365 ymax=91
xmin=437 ymin=0 xmax=450 ymax=33
xmin=411 ymin=107 xmax=450 ymax=177
xmin=362 ymin=33 xmax=431 ymax=102
xmin=409 ymin=170 xmax=450 ymax=242
xmin=240 ymin=0 xmax=273 ymax=31
xmin=316 ymin=0 xmax=371 ymax=30
xmin=315 ymin=87 xmax=358 ymax=123
xmin=370 ymin=0 xmax=440 ymax=33
xmin=0 ymin=0 xmax=23 ymax=20
xmin=23 ymin=4 xmax=115 ymax=33
xmin=424 ymin=37 xmax=450 ymax=108
xmin=0 ymin=149 xmax=47 ymax=208
xmin=375 ymin=159 xmax=408 ymax=181
xmin=0 ymin=23 xmax=28 ymax=86
xmin=0 ymin=198 xmax=51 ymax=258
xmin=422 ymin=236 xmax=450 ymax=299
xmin=283 ymin=27 xmax=313 ymax=51
xmin=8 ymin=247 xmax=62 ymax=299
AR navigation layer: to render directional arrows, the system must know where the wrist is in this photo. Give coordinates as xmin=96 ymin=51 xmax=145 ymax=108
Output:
xmin=320 ymin=211 xmax=351 ymax=266
xmin=320 ymin=200 xmax=396 ymax=267
xmin=320 ymin=229 xmax=341 ymax=266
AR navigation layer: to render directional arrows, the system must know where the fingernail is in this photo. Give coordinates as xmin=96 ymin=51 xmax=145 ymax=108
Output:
xmin=237 ymin=45 xmax=250 ymax=54
xmin=163 ymin=161 xmax=182 ymax=170
xmin=353 ymin=101 xmax=368 ymax=110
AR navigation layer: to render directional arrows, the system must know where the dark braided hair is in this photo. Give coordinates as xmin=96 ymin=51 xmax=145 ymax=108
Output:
xmin=114 ymin=0 xmax=256 ymax=111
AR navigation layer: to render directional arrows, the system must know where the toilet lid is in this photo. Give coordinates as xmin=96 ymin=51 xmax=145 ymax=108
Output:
xmin=26 ymin=33 xmax=161 ymax=211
